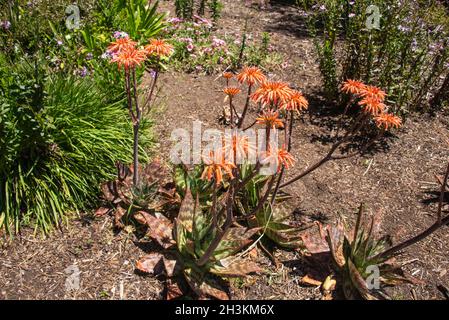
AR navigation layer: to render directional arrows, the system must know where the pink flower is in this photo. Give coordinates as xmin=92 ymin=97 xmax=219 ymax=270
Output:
xmin=202 ymin=47 xmax=213 ymax=54
xmin=212 ymin=37 xmax=226 ymax=48
xmin=167 ymin=17 xmax=183 ymax=24
xmin=187 ymin=43 xmax=194 ymax=52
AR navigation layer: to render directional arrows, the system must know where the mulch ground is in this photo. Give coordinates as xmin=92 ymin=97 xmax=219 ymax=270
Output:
xmin=1 ymin=0 xmax=448 ymax=300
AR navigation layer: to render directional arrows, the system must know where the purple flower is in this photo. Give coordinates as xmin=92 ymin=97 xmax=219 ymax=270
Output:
xmin=101 ymin=51 xmax=113 ymax=60
xmin=397 ymin=25 xmax=411 ymax=33
xmin=148 ymin=69 xmax=157 ymax=79
xmin=298 ymin=10 xmax=309 ymax=17
xmin=179 ymin=37 xmax=193 ymax=44
xmin=187 ymin=43 xmax=194 ymax=52
xmin=202 ymin=47 xmax=213 ymax=55
xmin=113 ymin=31 xmax=128 ymax=39
xmin=86 ymin=53 xmax=93 ymax=61
xmin=0 ymin=20 xmax=11 ymax=30
xmin=76 ymin=66 xmax=89 ymax=78
xmin=312 ymin=4 xmax=326 ymax=12
xmin=56 ymin=40 xmax=63 ymax=46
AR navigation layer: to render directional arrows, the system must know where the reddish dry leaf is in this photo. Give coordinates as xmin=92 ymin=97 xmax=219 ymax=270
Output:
xmin=136 ymin=253 xmax=165 ymax=275
xmin=95 ymin=206 xmax=110 ymax=217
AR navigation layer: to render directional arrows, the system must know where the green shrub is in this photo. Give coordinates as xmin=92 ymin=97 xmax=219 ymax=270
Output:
xmin=299 ymin=0 xmax=449 ymax=117
xmin=0 ymin=58 xmax=151 ymax=233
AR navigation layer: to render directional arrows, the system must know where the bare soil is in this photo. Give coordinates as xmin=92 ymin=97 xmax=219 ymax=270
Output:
xmin=1 ymin=0 xmax=448 ymax=300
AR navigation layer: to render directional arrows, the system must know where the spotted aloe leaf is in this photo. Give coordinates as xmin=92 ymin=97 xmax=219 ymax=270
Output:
xmin=379 ymin=262 xmax=423 ymax=286
xmin=166 ymin=281 xmax=183 ymax=300
xmin=346 ymin=259 xmax=378 ymax=300
xmin=136 ymin=253 xmax=165 ymax=275
xmin=325 ymin=220 xmax=346 ymax=268
xmin=210 ymin=257 xmax=262 ymax=277
xmin=134 ymin=211 xmax=175 ymax=249
xmin=301 ymin=228 xmax=329 ymax=254
xmin=175 ymin=189 xmax=198 ymax=255
xmin=163 ymin=256 xmax=181 ymax=277
xmin=143 ymin=159 xmax=170 ymax=184
xmin=253 ymin=205 xmax=311 ymax=249
xmin=177 ymin=188 xmax=195 ymax=233
xmin=114 ymin=206 xmax=127 ymax=228
xmin=183 ymin=268 xmax=229 ymax=300
xmin=136 ymin=253 xmax=180 ymax=278
xmin=212 ymin=227 xmax=261 ymax=261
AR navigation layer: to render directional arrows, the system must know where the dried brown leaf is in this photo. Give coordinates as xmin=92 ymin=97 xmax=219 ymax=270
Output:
xmin=95 ymin=206 xmax=110 ymax=217
xmin=300 ymin=274 xmax=322 ymax=287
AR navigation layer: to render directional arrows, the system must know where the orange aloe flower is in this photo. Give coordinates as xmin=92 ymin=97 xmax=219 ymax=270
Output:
xmin=144 ymin=39 xmax=174 ymax=58
xmin=341 ymin=79 xmax=366 ymax=95
xmin=251 ymin=81 xmax=294 ymax=106
xmin=222 ymin=133 xmax=256 ymax=163
xmin=281 ymin=90 xmax=309 ymax=113
xmin=223 ymin=87 xmax=241 ymax=97
xmin=201 ymin=151 xmax=236 ymax=186
xmin=261 ymin=144 xmax=296 ymax=173
xmin=111 ymin=47 xmax=147 ymax=70
xmin=360 ymin=85 xmax=387 ymax=102
xmin=374 ymin=113 xmax=402 ymax=130
xmin=256 ymin=110 xmax=284 ymax=129
xmin=108 ymin=37 xmax=137 ymax=54
xmin=358 ymin=96 xmax=386 ymax=115
xmin=223 ymin=72 xmax=234 ymax=80
xmin=236 ymin=66 xmax=266 ymax=86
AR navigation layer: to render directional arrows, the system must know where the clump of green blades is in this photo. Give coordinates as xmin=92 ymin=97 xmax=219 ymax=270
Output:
xmin=136 ymin=189 xmax=261 ymax=300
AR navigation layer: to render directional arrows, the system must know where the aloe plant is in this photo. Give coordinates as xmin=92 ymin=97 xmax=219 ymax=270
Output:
xmin=304 ymin=205 xmax=419 ymax=300
xmin=234 ymin=165 xmax=308 ymax=249
xmin=98 ymin=160 xmax=179 ymax=228
xmin=136 ymin=189 xmax=261 ymax=299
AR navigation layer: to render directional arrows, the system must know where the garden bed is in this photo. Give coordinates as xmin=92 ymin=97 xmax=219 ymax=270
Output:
xmin=1 ymin=0 xmax=448 ymax=300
